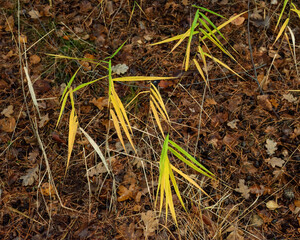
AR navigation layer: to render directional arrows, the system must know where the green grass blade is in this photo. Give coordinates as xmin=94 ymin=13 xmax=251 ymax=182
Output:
xmin=185 ymin=9 xmax=200 ymax=71
xmin=168 ymin=140 xmax=215 ymax=177
xmin=56 ymin=90 xmax=70 ymax=128
xmin=73 ymin=75 xmax=108 ymax=92
xmin=168 ymin=147 xmax=214 ymax=179
xmin=275 ymin=0 xmax=290 ymax=30
xmin=192 ymin=5 xmax=227 ymax=19
xmin=105 ymin=39 xmax=128 ymax=60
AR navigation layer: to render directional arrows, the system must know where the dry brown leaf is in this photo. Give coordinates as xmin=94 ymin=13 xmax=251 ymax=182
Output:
xmin=90 ymin=97 xmax=109 ymax=111
xmin=235 ymin=179 xmax=250 ymax=199
xmin=257 ymin=95 xmax=273 ymax=111
xmin=39 ymin=113 xmax=49 ymax=128
xmin=230 ymin=13 xmax=245 ymax=26
xmin=5 ymin=15 xmax=14 ymax=31
xmin=28 ymin=9 xmax=41 ymax=19
xmin=283 ymin=93 xmax=298 ymax=103
xmin=227 ymin=119 xmax=239 ymax=129
xmin=20 ymin=165 xmax=39 ymax=186
xmin=0 ymin=117 xmax=16 ymax=132
xmin=28 ymin=149 xmax=39 ymax=162
xmin=266 ymin=200 xmax=280 ymax=210
xmin=265 ymin=157 xmax=284 ymax=168
xmin=19 ymin=34 xmax=27 ymax=44
xmin=117 ymin=184 xmax=135 ymax=202
xmin=265 ymin=139 xmax=277 ymax=155
xmin=1 ymin=105 xmax=13 ymax=118
xmin=88 ymin=162 xmax=109 ymax=177
xmin=205 ymin=98 xmax=217 ymax=106
xmin=141 ymin=211 xmax=159 ymax=238
xmin=41 ymin=182 xmax=55 ymax=196
xmin=225 ymin=223 xmax=244 ymax=240
xmin=30 ymin=54 xmax=41 ymax=64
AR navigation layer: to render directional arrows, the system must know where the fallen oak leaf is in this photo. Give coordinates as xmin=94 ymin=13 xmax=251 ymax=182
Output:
xmin=265 ymin=157 xmax=284 ymax=168
xmin=1 ymin=105 xmax=14 ymax=118
xmin=20 ymin=165 xmax=39 ymax=186
xmin=265 ymin=139 xmax=277 ymax=155
xmin=235 ymin=179 xmax=250 ymax=199
xmin=117 ymin=184 xmax=135 ymax=202
xmin=141 ymin=211 xmax=159 ymax=238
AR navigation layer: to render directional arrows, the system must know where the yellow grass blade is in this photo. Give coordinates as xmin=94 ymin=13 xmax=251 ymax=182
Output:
xmin=56 ymin=90 xmax=70 ymax=128
xmin=169 ymin=166 xmax=186 ymax=212
xmin=110 ymin=94 xmax=136 ymax=152
xmin=110 ymin=109 xmax=126 ymax=152
xmin=198 ymin=46 xmax=207 ymax=74
xmin=66 ymin=103 xmax=78 ymax=176
xmin=275 ymin=0 xmax=290 ymax=30
xmin=204 ymin=53 xmax=244 ymax=79
xmin=273 ymin=18 xmax=289 ymax=46
xmin=112 ymin=76 xmax=177 ymax=82
xmin=111 ymin=89 xmax=133 ymax=134
xmin=170 ymin=165 xmax=211 ymax=199
xmin=150 ymin=100 xmax=165 ymax=137
xmin=193 ymin=59 xmax=208 ymax=87
xmin=150 ymin=95 xmax=167 ymax=121
xmin=150 ymin=84 xmax=170 ymax=121
xmin=291 ymin=3 xmax=300 ymax=19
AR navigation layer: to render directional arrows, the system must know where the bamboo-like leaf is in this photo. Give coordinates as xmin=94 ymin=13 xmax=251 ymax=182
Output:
xmin=168 ymin=140 xmax=215 ymax=178
xmin=150 ymin=95 xmax=167 ymax=121
xmin=193 ymin=59 xmax=208 ymax=87
xmin=199 ymin=28 xmax=236 ymax=63
xmin=192 ymin=5 xmax=227 ymax=19
xmin=110 ymin=109 xmax=126 ymax=153
xmin=199 ymin=12 xmax=227 ymax=42
xmin=150 ymin=100 xmax=165 ymax=137
xmin=47 ymin=53 xmax=107 ymax=65
xmin=275 ymin=0 xmax=290 ymax=30
xmin=169 ymin=166 xmax=186 ymax=212
xmin=61 ymin=67 xmax=81 ymax=102
xmin=66 ymin=98 xmax=78 ymax=176
xmin=56 ymin=90 xmax=70 ymax=128
xmin=185 ymin=9 xmax=200 ymax=71
xmin=105 ymin=39 xmax=127 ymax=60
xmin=203 ymin=52 xmax=244 ymax=79
xmin=156 ymin=134 xmax=169 ymax=211
xmin=150 ymin=84 xmax=170 ymax=121
xmin=170 ymin=164 xmax=211 ymax=199
xmin=168 ymin=147 xmax=214 ymax=179
xmin=110 ymin=94 xmax=136 ymax=152
xmin=273 ymin=18 xmax=289 ymax=46
xmin=73 ymin=75 xmax=108 ymax=92
xmin=198 ymin=46 xmax=207 ymax=74
xmin=113 ymin=76 xmax=177 ymax=82
xmin=111 ymin=89 xmax=133 ymax=134
xmin=291 ymin=3 xmax=300 ymax=18
xmin=80 ymin=127 xmax=110 ymax=174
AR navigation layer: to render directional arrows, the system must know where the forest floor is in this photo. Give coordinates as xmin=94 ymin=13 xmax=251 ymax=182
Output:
xmin=0 ymin=0 xmax=299 ymax=239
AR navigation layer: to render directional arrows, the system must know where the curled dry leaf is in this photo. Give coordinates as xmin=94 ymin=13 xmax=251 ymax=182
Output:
xmin=19 ymin=34 xmax=27 ymax=44
xmin=87 ymin=162 xmax=109 ymax=177
xmin=266 ymin=200 xmax=280 ymax=210
xmin=1 ymin=105 xmax=14 ymax=118
xmin=265 ymin=139 xmax=277 ymax=155
xmin=28 ymin=149 xmax=39 ymax=162
xmin=265 ymin=157 xmax=284 ymax=168
xmin=235 ymin=179 xmax=250 ymax=199
xmin=20 ymin=165 xmax=39 ymax=186
xmin=117 ymin=184 xmax=135 ymax=202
